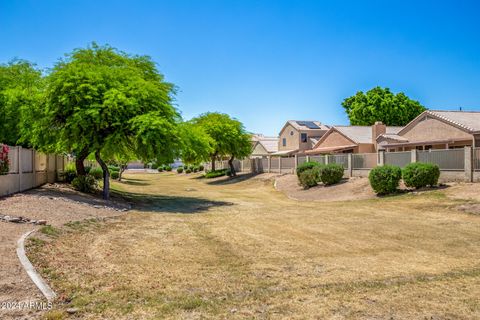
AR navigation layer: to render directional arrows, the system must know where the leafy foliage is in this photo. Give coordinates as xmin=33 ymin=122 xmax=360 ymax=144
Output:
xmin=298 ymin=168 xmax=320 ymax=189
xmin=26 ymin=43 xmax=179 ymax=199
xmin=185 ymin=168 xmax=192 ymax=174
xmin=369 ymin=165 xmax=402 ymax=194
xmin=71 ymin=175 xmax=97 ymax=193
xmin=89 ymin=167 xmax=103 ymax=180
xmin=165 ymin=165 xmax=172 ymax=171
xmin=296 ymin=161 xmax=322 ymax=177
xmin=205 ymin=168 xmax=231 ymax=179
xmin=402 ymin=162 xmax=440 ymax=189
xmin=177 ymin=167 xmax=184 ymax=173
xmin=342 ymin=87 xmax=426 ymax=126
xmin=191 ymin=112 xmax=251 ymax=175
xmin=110 ymin=171 xmax=119 ymax=180
xmin=61 ymin=163 xmax=77 ymax=183
xmin=318 ymin=163 xmax=344 ymax=185
xmin=0 ymin=144 xmax=10 ymax=175
xmin=0 ymin=60 xmax=43 ymax=146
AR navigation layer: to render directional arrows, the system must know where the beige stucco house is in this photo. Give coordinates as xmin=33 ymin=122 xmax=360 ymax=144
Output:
xmin=276 ymin=120 xmax=330 ymax=155
xmin=306 ymin=122 xmax=402 ymax=154
xmin=251 ymin=134 xmax=279 ymax=157
xmin=377 ymin=110 xmax=480 ymax=151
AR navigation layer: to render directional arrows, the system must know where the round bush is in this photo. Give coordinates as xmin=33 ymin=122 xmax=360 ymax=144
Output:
xmin=158 ymin=167 xmax=164 ymax=172
xmin=185 ymin=168 xmax=192 ymax=174
xmin=177 ymin=167 xmax=184 ymax=173
xmin=319 ymin=163 xmax=344 ymax=185
xmin=369 ymin=165 xmax=402 ymax=195
xmin=298 ymin=168 xmax=320 ymax=189
xmin=296 ymin=161 xmax=322 ymax=177
xmin=165 ymin=165 xmax=172 ymax=171
xmin=89 ymin=167 xmax=103 ymax=180
xmin=151 ymin=163 xmax=159 ymax=169
xmin=198 ymin=165 xmax=204 ymax=171
xmin=72 ymin=175 xmax=97 ymax=193
xmin=402 ymin=162 xmax=440 ymax=189
xmin=110 ymin=171 xmax=119 ymax=180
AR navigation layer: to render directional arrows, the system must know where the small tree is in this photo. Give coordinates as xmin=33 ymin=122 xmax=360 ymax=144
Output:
xmin=191 ymin=112 xmax=251 ymax=175
xmin=27 ymin=43 xmax=179 ymax=199
xmin=342 ymin=87 xmax=426 ymax=126
xmin=178 ymin=122 xmax=214 ymax=166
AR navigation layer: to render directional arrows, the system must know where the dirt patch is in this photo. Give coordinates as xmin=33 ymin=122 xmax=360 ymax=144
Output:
xmin=0 ymin=183 xmax=128 ymax=320
xmin=444 ymin=182 xmax=480 ymax=202
xmin=274 ymin=174 xmax=376 ymax=201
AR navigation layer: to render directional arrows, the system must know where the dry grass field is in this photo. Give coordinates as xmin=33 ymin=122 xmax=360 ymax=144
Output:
xmin=29 ymin=172 xmax=480 ymax=319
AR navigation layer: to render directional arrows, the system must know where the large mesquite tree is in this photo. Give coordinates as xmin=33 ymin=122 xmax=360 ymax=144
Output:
xmin=28 ymin=43 xmax=180 ymax=199
xmin=342 ymin=86 xmax=426 ymax=126
xmin=191 ymin=112 xmax=251 ymax=175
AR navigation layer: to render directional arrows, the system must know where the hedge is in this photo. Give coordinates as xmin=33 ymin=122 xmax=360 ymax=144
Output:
xmin=369 ymin=165 xmax=402 ymax=195
xmin=319 ymin=163 xmax=344 ymax=185
xmin=205 ymin=168 xmax=230 ymax=179
xmin=298 ymin=168 xmax=320 ymax=189
xmin=402 ymin=162 xmax=440 ymax=189
xmin=296 ymin=161 xmax=322 ymax=177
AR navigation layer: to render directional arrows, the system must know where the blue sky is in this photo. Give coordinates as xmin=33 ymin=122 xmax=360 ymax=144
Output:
xmin=1 ymin=0 xmax=479 ymax=136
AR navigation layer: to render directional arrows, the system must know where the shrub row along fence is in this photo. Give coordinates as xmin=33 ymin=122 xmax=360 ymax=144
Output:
xmin=206 ymin=147 xmax=480 ymax=182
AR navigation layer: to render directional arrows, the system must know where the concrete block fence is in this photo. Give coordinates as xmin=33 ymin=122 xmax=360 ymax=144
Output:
xmin=206 ymin=147 xmax=480 ymax=183
xmin=0 ymin=146 xmax=68 ymax=197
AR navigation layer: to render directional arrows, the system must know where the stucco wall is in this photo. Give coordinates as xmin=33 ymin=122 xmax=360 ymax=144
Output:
xmin=317 ymin=131 xmax=352 ymax=149
xmin=278 ymin=124 xmax=300 ymax=151
xmin=403 ymin=117 xmax=472 ymax=142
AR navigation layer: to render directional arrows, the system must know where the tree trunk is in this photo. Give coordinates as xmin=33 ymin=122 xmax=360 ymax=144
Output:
xmin=211 ymin=155 xmax=216 ymax=171
xmin=118 ymin=164 xmax=127 ymax=181
xmin=228 ymin=156 xmax=236 ymax=176
xmin=75 ymin=147 xmax=90 ymax=176
xmin=95 ymin=151 xmax=110 ymax=200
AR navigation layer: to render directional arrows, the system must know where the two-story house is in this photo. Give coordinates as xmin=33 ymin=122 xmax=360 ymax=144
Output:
xmin=276 ymin=120 xmax=330 ymax=155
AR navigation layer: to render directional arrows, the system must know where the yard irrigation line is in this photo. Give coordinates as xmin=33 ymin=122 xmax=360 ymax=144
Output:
xmin=16 ymin=230 xmax=57 ymax=302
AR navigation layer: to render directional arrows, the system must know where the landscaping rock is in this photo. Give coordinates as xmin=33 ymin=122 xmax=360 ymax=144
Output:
xmin=35 ymin=220 xmax=47 ymax=225
xmin=66 ymin=307 xmax=79 ymax=314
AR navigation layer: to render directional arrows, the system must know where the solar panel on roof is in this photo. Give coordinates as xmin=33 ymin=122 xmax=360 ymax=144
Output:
xmin=306 ymin=121 xmax=320 ymax=129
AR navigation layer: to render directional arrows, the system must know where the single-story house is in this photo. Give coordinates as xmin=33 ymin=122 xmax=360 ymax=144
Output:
xmin=276 ymin=120 xmax=330 ymax=156
xmin=377 ymin=110 xmax=480 ymax=151
xmin=306 ymin=122 xmax=402 ymax=154
xmin=251 ymin=134 xmax=279 ymax=157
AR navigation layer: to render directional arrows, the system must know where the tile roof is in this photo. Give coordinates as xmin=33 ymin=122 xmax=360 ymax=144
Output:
xmin=334 ymin=126 xmax=403 ymax=144
xmin=258 ymin=138 xmax=279 ymax=153
xmin=426 ymin=110 xmax=480 ymax=132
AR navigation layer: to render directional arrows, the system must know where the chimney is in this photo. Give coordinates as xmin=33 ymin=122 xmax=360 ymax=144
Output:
xmin=372 ymin=121 xmax=386 ymax=144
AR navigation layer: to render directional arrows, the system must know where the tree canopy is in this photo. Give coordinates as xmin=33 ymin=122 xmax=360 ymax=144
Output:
xmin=0 ymin=60 xmax=43 ymax=146
xmin=27 ymin=43 xmax=180 ymax=199
xmin=191 ymin=112 xmax=251 ymax=174
xmin=342 ymin=87 xmax=426 ymax=126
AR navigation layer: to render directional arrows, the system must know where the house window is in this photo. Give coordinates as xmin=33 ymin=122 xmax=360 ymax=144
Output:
xmin=290 ymin=131 xmax=294 ymax=136
xmin=301 ymin=133 xmax=307 ymax=143
xmin=282 ymin=138 xmax=286 ymax=147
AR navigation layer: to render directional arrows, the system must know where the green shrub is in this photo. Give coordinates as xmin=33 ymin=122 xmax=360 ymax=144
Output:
xmin=193 ymin=166 xmax=199 ymax=173
xmin=108 ymin=165 xmax=120 ymax=172
xmin=402 ymin=162 xmax=440 ymax=189
xmin=319 ymin=163 xmax=344 ymax=185
xmin=185 ymin=168 xmax=192 ymax=174
xmin=165 ymin=165 xmax=172 ymax=171
xmin=110 ymin=171 xmax=119 ymax=180
xmin=62 ymin=163 xmax=77 ymax=183
xmin=296 ymin=161 xmax=322 ymax=177
xmin=89 ymin=167 xmax=103 ymax=180
xmin=298 ymin=168 xmax=320 ymax=189
xmin=71 ymin=175 xmax=97 ymax=193
xmin=84 ymin=166 xmax=92 ymax=174
xmin=369 ymin=165 xmax=402 ymax=195
xmin=205 ymin=168 xmax=230 ymax=178
xmin=177 ymin=167 xmax=184 ymax=173
xmin=198 ymin=165 xmax=204 ymax=171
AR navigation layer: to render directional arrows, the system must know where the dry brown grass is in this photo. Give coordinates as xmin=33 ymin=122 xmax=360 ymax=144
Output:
xmin=30 ymin=172 xmax=480 ymax=319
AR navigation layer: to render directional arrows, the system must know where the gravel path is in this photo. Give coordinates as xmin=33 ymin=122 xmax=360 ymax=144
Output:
xmin=0 ymin=184 xmax=128 ymax=319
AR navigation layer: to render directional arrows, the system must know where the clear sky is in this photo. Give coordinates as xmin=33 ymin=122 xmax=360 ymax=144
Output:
xmin=1 ymin=0 xmax=479 ymax=136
